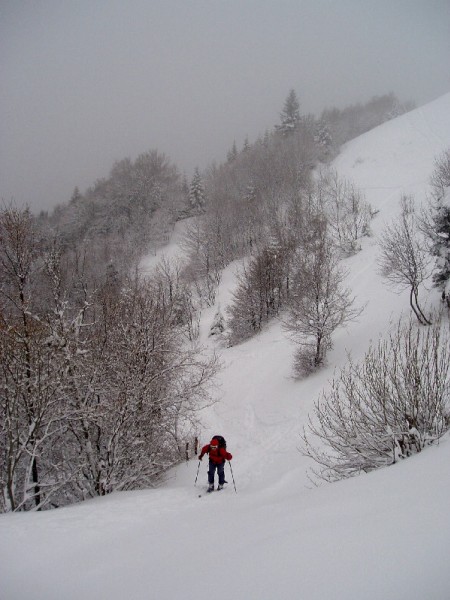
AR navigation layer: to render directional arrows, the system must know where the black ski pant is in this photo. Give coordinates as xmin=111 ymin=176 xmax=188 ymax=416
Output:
xmin=208 ymin=460 xmax=225 ymax=485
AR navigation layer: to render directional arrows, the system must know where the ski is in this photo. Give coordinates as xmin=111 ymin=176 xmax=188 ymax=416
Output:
xmin=198 ymin=485 xmax=225 ymax=497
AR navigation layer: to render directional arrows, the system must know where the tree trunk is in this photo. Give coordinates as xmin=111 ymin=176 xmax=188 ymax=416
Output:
xmin=32 ymin=456 xmax=41 ymax=509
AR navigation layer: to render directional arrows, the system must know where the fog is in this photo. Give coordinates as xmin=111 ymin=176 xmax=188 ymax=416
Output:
xmin=1 ymin=0 xmax=449 ymax=212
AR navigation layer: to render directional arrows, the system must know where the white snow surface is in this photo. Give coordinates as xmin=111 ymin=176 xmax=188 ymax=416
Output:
xmin=2 ymin=93 xmax=450 ymax=600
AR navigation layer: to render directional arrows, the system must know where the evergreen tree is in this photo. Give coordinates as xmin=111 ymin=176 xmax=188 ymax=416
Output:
xmin=276 ymin=89 xmax=301 ymax=136
xmin=70 ymin=186 xmax=82 ymax=204
xmin=189 ymin=168 xmax=206 ymax=214
xmin=181 ymin=173 xmax=189 ymax=197
xmin=424 ymin=150 xmax=450 ymax=289
xmin=429 ymin=188 xmax=450 ymax=289
xmin=314 ymin=120 xmax=333 ymax=157
xmin=227 ymin=141 xmax=238 ymax=163
xmin=209 ymin=306 xmax=225 ymax=337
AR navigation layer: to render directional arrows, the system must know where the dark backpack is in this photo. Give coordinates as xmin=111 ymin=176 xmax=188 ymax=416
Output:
xmin=212 ymin=435 xmax=226 ymax=450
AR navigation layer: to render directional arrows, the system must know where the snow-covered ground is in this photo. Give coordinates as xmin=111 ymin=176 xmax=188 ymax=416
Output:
xmin=1 ymin=93 xmax=450 ymax=600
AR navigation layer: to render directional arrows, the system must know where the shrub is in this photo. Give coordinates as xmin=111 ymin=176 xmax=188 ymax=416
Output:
xmin=302 ymin=317 xmax=450 ymax=482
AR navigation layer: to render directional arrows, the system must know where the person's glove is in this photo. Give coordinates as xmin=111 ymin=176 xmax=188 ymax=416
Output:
xmin=198 ymin=455 xmax=203 ymax=461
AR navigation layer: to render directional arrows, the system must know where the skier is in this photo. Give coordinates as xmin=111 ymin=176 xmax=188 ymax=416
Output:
xmin=198 ymin=437 xmax=232 ymax=492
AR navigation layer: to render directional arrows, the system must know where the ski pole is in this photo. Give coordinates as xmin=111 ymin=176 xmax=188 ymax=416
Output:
xmin=194 ymin=460 xmax=201 ymax=486
xmin=228 ymin=461 xmax=237 ymax=493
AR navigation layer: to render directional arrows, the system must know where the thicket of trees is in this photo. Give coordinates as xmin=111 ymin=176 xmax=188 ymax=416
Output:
xmin=182 ymin=90 xmax=401 ymax=289
xmin=39 ymin=150 xmax=186 ymax=279
xmin=182 ymin=90 xmax=401 ymax=352
xmin=224 ymin=169 xmax=370 ymax=367
xmin=0 ymin=206 xmax=218 ymax=512
xmin=320 ymin=93 xmax=415 ymax=151
xmin=227 ymin=239 xmax=292 ymax=346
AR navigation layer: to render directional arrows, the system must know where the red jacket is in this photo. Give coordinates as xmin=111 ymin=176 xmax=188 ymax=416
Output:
xmin=199 ymin=444 xmax=232 ymax=464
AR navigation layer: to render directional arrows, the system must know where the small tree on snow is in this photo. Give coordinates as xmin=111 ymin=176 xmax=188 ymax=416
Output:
xmin=209 ymin=306 xmax=225 ymax=337
xmin=378 ymin=195 xmax=431 ymax=325
xmin=283 ymin=230 xmax=362 ymax=374
xmin=314 ymin=168 xmax=372 ymax=254
xmin=430 ymin=148 xmax=450 ymax=199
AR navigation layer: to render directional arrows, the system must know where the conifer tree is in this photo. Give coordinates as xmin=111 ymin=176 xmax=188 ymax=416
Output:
xmin=314 ymin=120 xmax=333 ymax=157
xmin=427 ymin=150 xmax=450 ymax=289
xmin=430 ymin=189 xmax=450 ymax=289
xmin=226 ymin=141 xmax=238 ymax=163
xmin=209 ymin=306 xmax=225 ymax=337
xmin=70 ymin=186 xmax=82 ymax=204
xmin=189 ymin=168 xmax=206 ymax=214
xmin=276 ymin=89 xmax=301 ymax=136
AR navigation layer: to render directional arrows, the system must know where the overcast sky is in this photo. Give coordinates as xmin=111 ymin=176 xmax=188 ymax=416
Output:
xmin=1 ymin=0 xmax=449 ymax=212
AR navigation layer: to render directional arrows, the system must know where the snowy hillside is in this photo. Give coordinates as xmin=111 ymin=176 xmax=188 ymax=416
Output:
xmin=1 ymin=93 xmax=450 ymax=600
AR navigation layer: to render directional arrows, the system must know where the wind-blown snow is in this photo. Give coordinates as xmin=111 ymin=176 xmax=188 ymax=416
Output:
xmin=1 ymin=93 xmax=450 ymax=600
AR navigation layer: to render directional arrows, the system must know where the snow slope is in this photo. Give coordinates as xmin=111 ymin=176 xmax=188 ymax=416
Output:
xmin=1 ymin=93 xmax=450 ymax=600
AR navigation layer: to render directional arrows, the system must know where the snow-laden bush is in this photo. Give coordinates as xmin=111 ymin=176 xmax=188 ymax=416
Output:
xmin=302 ymin=317 xmax=450 ymax=482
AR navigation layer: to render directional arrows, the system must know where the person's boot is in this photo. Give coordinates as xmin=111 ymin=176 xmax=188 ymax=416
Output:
xmin=207 ymin=483 xmax=214 ymax=492
xmin=217 ymin=484 xmax=224 ymax=491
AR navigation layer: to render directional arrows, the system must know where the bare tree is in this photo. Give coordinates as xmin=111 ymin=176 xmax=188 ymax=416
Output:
xmin=152 ymin=257 xmax=200 ymax=341
xmin=302 ymin=317 xmax=450 ymax=482
xmin=283 ymin=227 xmax=362 ymax=374
xmin=429 ymin=149 xmax=450 ymax=199
xmin=0 ymin=207 xmax=87 ymax=511
xmin=182 ymin=217 xmax=224 ymax=307
xmin=378 ymin=195 xmax=431 ymax=325
xmin=315 ymin=168 xmax=372 ymax=254
xmin=70 ymin=275 xmax=219 ymax=499
xmin=1 ymin=206 xmax=220 ymax=512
